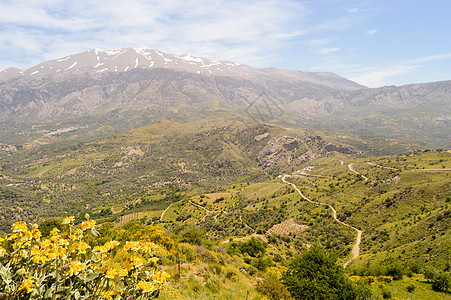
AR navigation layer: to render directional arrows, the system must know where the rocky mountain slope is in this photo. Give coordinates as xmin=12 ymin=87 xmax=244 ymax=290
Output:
xmin=0 ymin=48 xmax=449 ymax=148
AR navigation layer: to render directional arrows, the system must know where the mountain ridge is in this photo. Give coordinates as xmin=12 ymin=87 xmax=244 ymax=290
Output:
xmin=0 ymin=47 xmax=364 ymax=90
xmin=0 ymin=48 xmax=449 ymax=148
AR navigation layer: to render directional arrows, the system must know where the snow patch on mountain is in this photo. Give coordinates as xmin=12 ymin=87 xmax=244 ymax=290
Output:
xmin=66 ymin=62 xmax=78 ymax=70
xmin=178 ymin=54 xmax=203 ymax=63
xmin=134 ymin=48 xmax=153 ymax=61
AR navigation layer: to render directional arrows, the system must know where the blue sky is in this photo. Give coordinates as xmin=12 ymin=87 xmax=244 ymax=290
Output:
xmin=0 ymin=0 xmax=450 ymax=87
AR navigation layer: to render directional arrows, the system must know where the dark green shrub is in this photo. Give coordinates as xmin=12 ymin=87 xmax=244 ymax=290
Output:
xmin=386 ymin=264 xmax=404 ymax=280
xmin=406 ymin=283 xmax=415 ymax=293
xmin=409 ymin=263 xmax=421 ymax=274
xmin=239 ymin=237 xmax=266 ymax=257
xmin=180 ymin=226 xmax=206 ymax=245
xmin=432 ymin=273 xmax=451 ymax=293
xmin=381 ymin=288 xmax=392 ymax=299
xmin=282 ymin=245 xmax=372 ymax=299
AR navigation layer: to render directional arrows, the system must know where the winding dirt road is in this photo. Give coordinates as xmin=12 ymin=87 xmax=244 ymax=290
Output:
xmin=281 ymin=174 xmax=362 ymax=267
xmin=160 ymin=200 xmax=182 ymax=221
xmin=348 ymin=163 xmax=368 ymax=181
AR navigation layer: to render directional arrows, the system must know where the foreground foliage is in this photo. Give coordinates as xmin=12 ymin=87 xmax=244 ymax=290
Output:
xmin=0 ymin=216 xmax=169 ymax=299
xmin=282 ymin=245 xmax=371 ymax=300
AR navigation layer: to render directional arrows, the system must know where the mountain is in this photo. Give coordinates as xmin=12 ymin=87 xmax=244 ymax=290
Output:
xmin=0 ymin=48 xmax=363 ymax=90
xmin=0 ymin=48 xmax=449 ymax=148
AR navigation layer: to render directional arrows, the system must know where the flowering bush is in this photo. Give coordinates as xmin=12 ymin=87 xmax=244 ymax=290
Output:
xmin=0 ymin=215 xmax=170 ymax=299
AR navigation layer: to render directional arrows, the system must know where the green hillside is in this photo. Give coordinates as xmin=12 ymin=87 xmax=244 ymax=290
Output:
xmin=1 ymin=117 xmax=450 ymax=299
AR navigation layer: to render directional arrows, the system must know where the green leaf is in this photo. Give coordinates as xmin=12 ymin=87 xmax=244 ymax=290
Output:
xmin=44 ymin=286 xmax=55 ymax=299
xmin=85 ymin=271 xmax=100 ymax=282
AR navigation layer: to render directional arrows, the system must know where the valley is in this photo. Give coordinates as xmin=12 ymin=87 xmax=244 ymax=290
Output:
xmin=0 ymin=48 xmax=450 ymax=299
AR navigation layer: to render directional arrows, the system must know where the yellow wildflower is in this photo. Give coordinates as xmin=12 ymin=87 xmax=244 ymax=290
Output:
xmin=118 ymin=268 xmax=128 ymax=277
xmin=62 ymin=216 xmax=75 ymax=225
xmin=32 ymin=254 xmax=48 ymax=264
xmin=137 ymin=280 xmax=155 ymax=293
xmin=104 ymin=240 xmax=120 ymax=251
xmin=124 ymin=259 xmax=134 ymax=272
xmin=154 ymin=271 xmax=170 ymax=284
xmin=18 ymin=277 xmax=33 ymax=293
xmin=32 ymin=228 xmax=41 ymax=240
xmin=59 ymin=239 xmax=69 ymax=246
xmin=23 ymin=230 xmax=32 ymax=241
xmin=80 ymin=219 xmax=96 ymax=231
xmin=150 ymin=257 xmax=159 ymax=264
xmin=31 ymin=246 xmax=40 ymax=256
xmin=105 ymin=268 xmax=116 ymax=279
xmin=50 ymin=227 xmax=60 ymax=236
xmin=131 ymin=256 xmax=145 ymax=268
xmin=101 ymin=290 xmax=117 ymax=299
xmin=58 ymin=247 xmax=67 ymax=259
xmin=71 ymin=241 xmax=90 ymax=255
xmin=141 ymin=242 xmax=157 ymax=253
xmin=123 ymin=241 xmax=140 ymax=251
xmin=68 ymin=260 xmax=85 ymax=276
xmin=93 ymin=245 xmax=103 ymax=252
xmin=12 ymin=221 xmax=27 ymax=233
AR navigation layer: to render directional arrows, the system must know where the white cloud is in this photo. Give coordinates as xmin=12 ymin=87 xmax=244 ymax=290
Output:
xmin=350 ymin=65 xmax=419 ymax=87
xmin=366 ymin=29 xmax=378 ymax=35
xmin=348 ymin=52 xmax=451 ymax=87
xmin=348 ymin=8 xmax=359 ymax=13
xmin=407 ymin=53 xmax=451 ymax=64
xmin=318 ymin=47 xmax=340 ymax=55
xmin=0 ymin=0 xmax=309 ymax=70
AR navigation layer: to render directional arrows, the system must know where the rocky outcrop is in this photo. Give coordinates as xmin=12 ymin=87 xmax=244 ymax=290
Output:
xmin=258 ymin=136 xmax=300 ymax=167
xmin=322 ymin=143 xmax=359 ymax=155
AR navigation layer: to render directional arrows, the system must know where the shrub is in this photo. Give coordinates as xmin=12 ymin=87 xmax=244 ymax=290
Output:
xmin=223 ymin=266 xmax=239 ymax=281
xmin=381 ymin=287 xmax=392 ymax=299
xmin=424 ymin=268 xmax=437 ymax=280
xmin=386 ymin=264 xmax=403 ymax=280
xmin=406 ymin=283 xmax=415 ymax=293
xmin=238 ymin=237 xmax=266 ymax=257
xmin=432 ymin=273 xmax=451 ymax=293
xmin=0 ymin=217 xmax=169 ymax=299
xmin=281 ymin=245 xmax=372 ymax=299
xmin=180 ymin=226 xmax=206 ymax=245
xmin=205 ymin=277 xmax=221 ymax=293
xmin=256 ymin=276 xmax=292 ymax=300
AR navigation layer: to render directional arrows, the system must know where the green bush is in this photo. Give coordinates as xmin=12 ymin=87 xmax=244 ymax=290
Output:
xmin=238 ymin=237 xmax=266 ymax=257
xmin=386 ymin=264 xmax=403 ymax=280
xmin=256 ymin=276 xmax=292 ymax=300
xmin=381 ymin=287 xmax=392 ymax=299
xmin=281 ymin=245 xmax=372 ymax=299
xmin=432 ymin=273 xmax=451 ymax=293
xmin=180 ymin=226 xmax=206 ymax=245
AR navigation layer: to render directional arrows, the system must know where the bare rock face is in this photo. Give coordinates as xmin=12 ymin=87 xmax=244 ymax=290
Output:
xmin=294 ymin=151 xmax=318 ymax=165
xmin=322 ymin=143 xmax=359 ymax=155
xmin=258 ymin=136 xmax=300 ymax=167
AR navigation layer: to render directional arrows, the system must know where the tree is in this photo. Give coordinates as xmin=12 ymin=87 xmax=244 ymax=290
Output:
xmin=180 ymin=226 xmax=206 ymax=245
xmin=239 ymin=237 xmax=266 ymax=257
xmin=281 ymin=245 xmax=371 ymax=300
